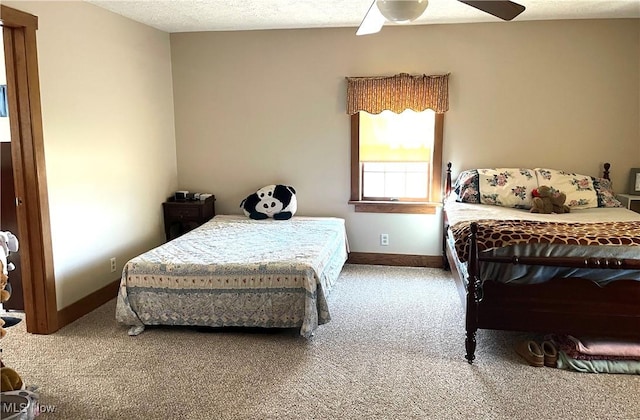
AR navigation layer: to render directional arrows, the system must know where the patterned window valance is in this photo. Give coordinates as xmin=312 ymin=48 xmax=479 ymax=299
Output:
xmin=346 ymin=73 xmax=449 ymax=115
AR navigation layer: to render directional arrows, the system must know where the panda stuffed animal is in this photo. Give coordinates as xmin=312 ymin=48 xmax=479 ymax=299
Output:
xmin=240 ymin=184 xmax=297 ymax=220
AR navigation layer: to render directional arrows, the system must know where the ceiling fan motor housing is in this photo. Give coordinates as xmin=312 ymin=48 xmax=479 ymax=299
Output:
xmin=376 ymin=0 xmax=429 ymax=23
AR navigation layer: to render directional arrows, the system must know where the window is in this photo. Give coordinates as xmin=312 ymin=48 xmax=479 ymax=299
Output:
xmin=362 ymin=161 xmax=430 ymax=200
xmin=350 ymin=110 xmax=444 ymax=213
xmin=346 ymin=73 xmax=448 ymax=214
xmin=360 ymin=109 xmax=434 ymax=201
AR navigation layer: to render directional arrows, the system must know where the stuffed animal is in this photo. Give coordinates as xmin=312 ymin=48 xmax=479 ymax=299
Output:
xmin=530 ymin=185 xmax=570 ymax=214
xmin=0 ymin=261 xmax=9 ymax=305
xmin=1 ymin=364 xmax=24 ymax=392
xmin=0 ymin=231 xmax=19 ymax=276
xmin=0 ymin=231 xmax=24 ymax=391
xmin=0 ymin=231 xmax=20 ymax=338
xmin=0 ymin=262 xmax=8 ymax=339
xmin=240 ymin=184 xmax=297 ymax=220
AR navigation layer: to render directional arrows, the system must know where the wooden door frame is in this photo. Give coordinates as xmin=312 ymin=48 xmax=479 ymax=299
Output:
xmin=2 ymin=5 xmax=57 ymax=333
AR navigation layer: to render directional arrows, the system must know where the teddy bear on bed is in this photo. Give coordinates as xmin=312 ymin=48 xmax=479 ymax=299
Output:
xmin=530 ymin=185 xmax=570 ymax=214
xmin=240 ymin=184 xmax=297 ymax=220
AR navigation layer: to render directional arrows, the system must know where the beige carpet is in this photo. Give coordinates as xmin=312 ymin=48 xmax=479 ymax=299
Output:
xmin=1 ymin=264 xmax=639 ymax=419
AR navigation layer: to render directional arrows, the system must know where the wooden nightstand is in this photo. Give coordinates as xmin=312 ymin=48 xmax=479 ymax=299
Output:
xmin=162 ymin=195 xmax=215 ymax=241
xmin=617 ymin=194 xmax=640 ymax=214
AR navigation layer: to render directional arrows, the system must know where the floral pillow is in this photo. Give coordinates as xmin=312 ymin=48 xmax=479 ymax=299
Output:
xmin=453 ymin=169 xmax=479 ymax=203
xmin=534 ymin=168 xmax=598 ymax=209
xmin=478 ymin=168 xmax=538 ymax=209
xmin=592 ymin=177 xmax=623 ymax=208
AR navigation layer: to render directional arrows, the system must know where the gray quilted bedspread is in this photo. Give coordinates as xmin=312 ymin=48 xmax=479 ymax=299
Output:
xmin=115 ymin=215 xmax=349 ymax=337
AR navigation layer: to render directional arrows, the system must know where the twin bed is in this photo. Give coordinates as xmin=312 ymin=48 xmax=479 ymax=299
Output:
xmin=116 ymin=215 xmax=349 ymax=337
xmin=442 ymin=163 xmax=640 ymax=363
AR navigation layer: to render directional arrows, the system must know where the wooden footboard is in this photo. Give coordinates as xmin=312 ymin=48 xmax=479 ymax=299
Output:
xmin=461 ymin=221 xmax=640 ymax=363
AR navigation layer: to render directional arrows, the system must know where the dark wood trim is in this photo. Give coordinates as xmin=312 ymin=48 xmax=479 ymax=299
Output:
xmin=348 ymin=252 xmax=443 ymax=268
xmin=349 ymin=113 xmax=360 ymax=201
xmin=3 ymin=6 xmax=58 ymax=334
xmin=431 ymin=113 xmax=444 ymax=202
xmin=57 ymin=279 xmax=120 ymax=329
xmin=0 ymin=5 xmax=38 ymax=29
xmin=349 ymin=201 xmax=439 ymax=214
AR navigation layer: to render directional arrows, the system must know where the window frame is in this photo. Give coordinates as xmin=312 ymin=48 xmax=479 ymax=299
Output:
xmin=349 ymin=112 xmax=444 ymax=214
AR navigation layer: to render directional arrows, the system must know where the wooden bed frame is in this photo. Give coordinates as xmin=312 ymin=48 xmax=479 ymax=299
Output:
xmin=442 ymin=163 xmax=640 ymax=364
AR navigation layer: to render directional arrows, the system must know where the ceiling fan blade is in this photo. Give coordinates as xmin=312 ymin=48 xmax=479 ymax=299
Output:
xmin=458 ymin=0 xmax=525 ymax=21
xmin=356 ymin=0 xmax=386 ymax=36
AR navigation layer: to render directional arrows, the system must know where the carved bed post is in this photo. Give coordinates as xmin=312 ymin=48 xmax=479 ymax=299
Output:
xmin=444 ymin=162 xmax=452 ymax=197
xmin=442 ymin=162 xmax=453 ymax=270
xmin=603 ymin=162 xmax=610 ymax=180
xmin=465 ymin=222 xmax=481 ymax=364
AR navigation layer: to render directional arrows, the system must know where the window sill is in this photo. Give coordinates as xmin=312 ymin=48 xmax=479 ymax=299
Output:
xmin=348 ymin=201 xmax=440 ymax=214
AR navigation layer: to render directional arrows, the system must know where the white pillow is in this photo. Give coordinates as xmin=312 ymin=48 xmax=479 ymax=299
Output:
xmin=534 ymin=168 xmax=598 ymax=209
xmin=478 ymin=168 xmax=538 ymax=209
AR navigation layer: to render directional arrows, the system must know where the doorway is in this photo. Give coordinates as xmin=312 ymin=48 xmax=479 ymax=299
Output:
xmin=1 ymin=142 xmax=24 ymax=310
xmin=1 ymin=5 xmax=58 ymax=334
xmin=1 ymin=36 xmax=24 ymax=310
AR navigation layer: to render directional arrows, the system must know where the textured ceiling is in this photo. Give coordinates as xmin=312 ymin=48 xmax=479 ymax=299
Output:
xmin=85 ymin=0 xmax=640 ymax=33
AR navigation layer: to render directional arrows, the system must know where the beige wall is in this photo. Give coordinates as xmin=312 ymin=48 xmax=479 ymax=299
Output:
xmin=4 ymin=1 xmax=178 ymax=309
xmin=171 ymin=19 xmax=640 ymax=255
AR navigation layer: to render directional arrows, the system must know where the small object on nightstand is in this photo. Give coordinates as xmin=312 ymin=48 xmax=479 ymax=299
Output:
xmin=163 ymin=195 xmax=215 ymax=241
xmin=616 ymin=194 xmax=640 ymax=214
xmin=174 ymin=190 xmax=189 ymax=201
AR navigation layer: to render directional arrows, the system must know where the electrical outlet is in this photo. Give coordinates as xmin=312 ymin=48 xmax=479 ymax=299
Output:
xmin=110 ymin=257 xmax=117 ymax=273
xmin=380 ymin=233 xmax=389 ymax=246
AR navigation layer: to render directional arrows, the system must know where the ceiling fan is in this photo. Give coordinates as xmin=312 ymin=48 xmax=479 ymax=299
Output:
xmin=356 ymin=0 xmax=526 ymax=36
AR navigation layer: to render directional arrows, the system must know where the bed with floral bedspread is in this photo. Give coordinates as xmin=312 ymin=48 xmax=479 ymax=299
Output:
xmin=116 ymin=215 xmax=349 ymax=337
xmin=442 ymin=163 xmax=640 ymax=363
